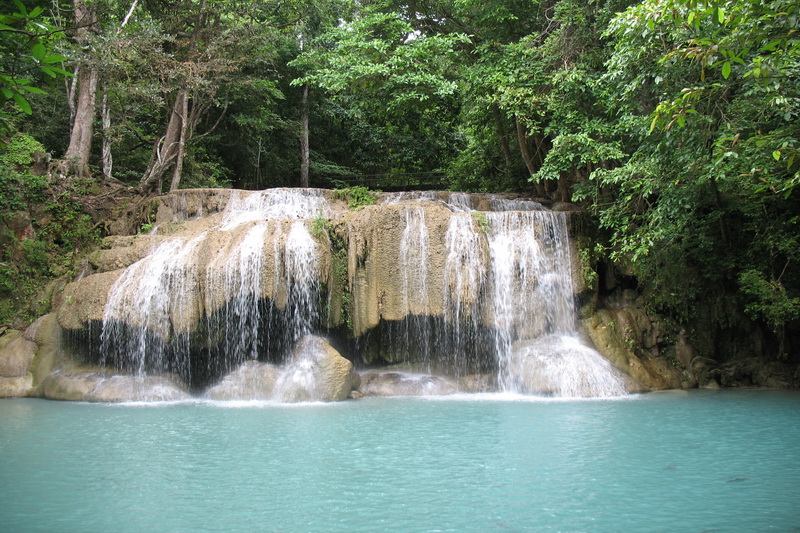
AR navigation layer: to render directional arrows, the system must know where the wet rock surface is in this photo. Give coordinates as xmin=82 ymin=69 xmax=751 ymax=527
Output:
xmin=204 ymin=361 xmax=280 ymax=400
xmin=273 ymin=336 xmax=359 ymax=402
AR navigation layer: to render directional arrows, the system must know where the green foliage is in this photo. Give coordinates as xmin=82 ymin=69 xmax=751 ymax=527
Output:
xmin=332 ymin=245 xmax=351 ymax=329
xmin=0 ymin=132 xmax=45 ymax=166
xmin=0 ymin=132 xmax=100 ymax=325
xmin=291 ymin=5 xmax=469 ymax=111
xmin=0 ymin=0 xmax=70 ymax=135
xmin=577 ymin=0 xmax=800 ymax=338
xmin=471 ymin=212 xmax=488 ymax=235
xmin=0 ymin=134 xmax=49 ymax=215
xmin=0 ymin=262 xmax=15 ymax=292
xmin=310 ymin=212 xmax=333 ymax=240
xmin=532 ymin=133 xmax=626 ymax=184
xmin=577 ymin=242 xmax=605 ymax=290
xmin=334 ymin=185 xmax=377 ymax=210
xmin=739 ymin=269 xmax=800 ymax=333
xmin=20 ymin=238 xmax=49 ymax=273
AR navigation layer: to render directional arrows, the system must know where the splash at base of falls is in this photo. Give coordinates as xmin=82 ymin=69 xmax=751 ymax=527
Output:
xmin=508 ymin=335 xmax=631 ymax=397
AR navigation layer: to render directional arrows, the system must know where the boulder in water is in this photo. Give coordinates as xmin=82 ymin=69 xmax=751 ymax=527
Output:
xmin=0 ymin=374 xmax=34 ymax=397
xmin=0 ymin=330 xmax=36 ymax=378
xmin=274 ymin=336 xmax=358 ymax=402
xmin=204 ymin=361 xmax=280 ymax=400
xmin=509 ymin=336 xmax=636 ymax=397
xmin=89 ymin=375 xmax=190 ymax=402
xmin=0 ymin=329 xmax=37 ymax=397
xmin=458 ymin=373 xmax=496 ymax=393
xmin=358 ymin=371 xmax=458 ymax=396
xmin=41 ymin=368 xmax=190 ymax=402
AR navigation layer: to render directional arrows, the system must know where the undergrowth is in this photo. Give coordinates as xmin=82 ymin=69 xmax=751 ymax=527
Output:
xmin=0 ymin=133 xmax=101 ymax=327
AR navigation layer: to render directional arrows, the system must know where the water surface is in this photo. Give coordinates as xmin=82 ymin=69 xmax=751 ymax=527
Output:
xmin=1 ymin=390 xmax=798 ymax=532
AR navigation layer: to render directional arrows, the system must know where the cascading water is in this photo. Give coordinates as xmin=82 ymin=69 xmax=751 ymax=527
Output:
xmin=100 ymin=232 xmax=207 ymax=378
xmin=399 ymin=208 xmax=432 ymax=365
xmin=204 ymin=223 xmax=267 ymax=369
xmin=88 ymin=187 xmax=630 ymax=400
xmin=220 ymin=188 xmax=330 ymax=230
xmin=270 ymin=221 xmax=331 ymax=401
xmin=283 ymin=221 xmax=321 ymax=338
xmin=440 ymin=213 xmax=487 ymax=376
xmin=97 ymin=189 xmax=330 ymax=394
xmin=487 ymin=211 xmax=571 ymax=390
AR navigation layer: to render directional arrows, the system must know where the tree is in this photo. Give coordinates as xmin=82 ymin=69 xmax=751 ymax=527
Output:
xmin=135 ymin=0 xmax=314 ymax=193
xmin=62 ymin=0 xmax=98 ymax=177
xmin=290 ymin=1 xmax=469 ymax=184
xmin=576 ymin=0 xmax=799 ymax=346
xmin=0 ymin=0 xmax=70 ymax=138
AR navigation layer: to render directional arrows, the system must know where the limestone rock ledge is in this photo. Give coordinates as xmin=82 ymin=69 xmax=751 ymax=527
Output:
xmin=41 ymin=367 xmax=190 ymax=402
xmin=583 ymin=308 xmax=695 ymax=391
xmin=0 ymin=313 xmax=64 ymax=397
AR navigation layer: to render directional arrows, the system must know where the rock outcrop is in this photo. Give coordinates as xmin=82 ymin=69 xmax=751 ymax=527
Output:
xmin=0 ymin=329 xmax=36 ymax=397
xmin=41 ymin=367 xmax=189 ymax=402
xmin=583 ymin=307 xmax=695 ymax=390
xmin=204 ymin=361 xmax=280 ymax=400
xmin=273 ymin=336 xmax=359 ymax=402
xmin=358 ymin=372 xmax=459 ymax=396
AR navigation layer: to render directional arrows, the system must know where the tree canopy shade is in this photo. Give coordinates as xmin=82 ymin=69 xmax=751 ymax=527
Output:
xmin=1 ymin=0 xmax=798 ymax=358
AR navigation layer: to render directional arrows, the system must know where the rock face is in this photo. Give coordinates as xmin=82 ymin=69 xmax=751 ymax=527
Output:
xmin=0 ymin=374 xmax=34 ymax=398
xmin=41 ymin=367 xmax=190 ymax=402
xmin=273 ymin=336 xmax=359 ymax=402
xmin=358 ymin=372 xmax=459 ymax=396
xmin=0 ymin=330 xmax=37 ymax=378
xmin=0 ymin=330 xmax=37 ymax=396
xmin=204 ymin=361 xmax=280 ymax=400
xmin=0 ymin=314 xmax=65 ymax=397
xmin=583 ymin=307 xmax=693 ymax=390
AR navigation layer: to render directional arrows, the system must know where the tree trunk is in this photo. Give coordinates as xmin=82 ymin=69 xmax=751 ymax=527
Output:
xmin=101 ymin=87 xmax=113 ymax=177
xmin=515 ymin=116 xmax=546 ymax=197
xmin=492 ymin=105 xmax=513 ymax=169
xmin=139 ymin=90 xmax=187 ymax=193
xmin=169 ymin=92 xmax=190 ymax=191
xmin=63 ymin=0 xmax=98 ymax=178
xmin=63 ymin=65 xmax=98 ymax=177
xmin=299 ymin=83 xmax=310 ymax=188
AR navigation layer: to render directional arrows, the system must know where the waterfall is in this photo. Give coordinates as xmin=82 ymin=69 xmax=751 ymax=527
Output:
xmin=204 ymin=223 xmax=267 ymax=369
xmin=100 ymin=232 xmax=206 ymax=377
xmin=220 ymin=188 xmax=330 ymax=230
xmin=87 ymin=187 xmax=631 ymax=399
xmin=283 ymin=221 xmax=321 ymax=340
xmin=398 ymin=207 xmax=433 ymax=369
xmin=486 ymin=211 xmax=573 ymax=391
xmin=482 ymin=211 xmax=627 ymax=396
xmin=98 ymin=189 xmax=330 ymax=391
xmin=441 ymin=213 xmax=486 ymax=376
